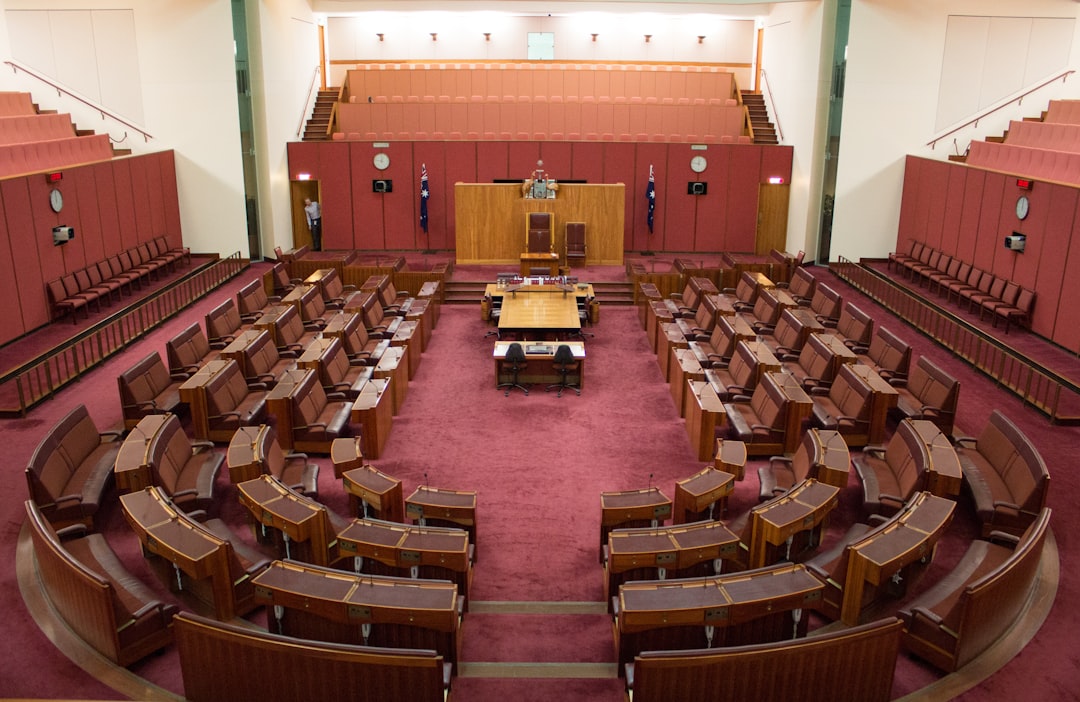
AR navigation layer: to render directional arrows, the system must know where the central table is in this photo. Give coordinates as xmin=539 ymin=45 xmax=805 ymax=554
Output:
xmin=487 ymin=283 xmax=594 ymax=338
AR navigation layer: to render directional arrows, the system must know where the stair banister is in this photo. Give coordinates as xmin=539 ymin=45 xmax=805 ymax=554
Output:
xmin=296 ymin=64 xmax=322 ymax=139
xmin=758 ymin=68 xmax=784 ymax=144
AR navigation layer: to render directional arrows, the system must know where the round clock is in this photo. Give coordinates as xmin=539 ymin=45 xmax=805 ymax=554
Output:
xmin=373 ymin=153 xmax=390 ymax=170
xmin=49 ymin=188 xmax=63 ymax=213
xmin=690 ymin=155 xmax=708 ymax=173
xmin=1016 ymin=195 xmax=1029 ymax=221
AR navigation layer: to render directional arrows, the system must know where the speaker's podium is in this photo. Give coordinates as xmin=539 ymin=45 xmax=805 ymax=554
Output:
xmin=521 ymin=212 xmax=559 ymax=276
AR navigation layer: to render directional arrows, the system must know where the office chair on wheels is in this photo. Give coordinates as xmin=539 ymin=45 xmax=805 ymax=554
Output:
xmin=572 ymin=296 xmax=595 ymax=340
xmin=546 ymin=344 xmax=581 ymax=397
xmin=484 ymin=295 xmax=502 ymax=339
xmin=497 ymin=342 xmax=530 ymax=396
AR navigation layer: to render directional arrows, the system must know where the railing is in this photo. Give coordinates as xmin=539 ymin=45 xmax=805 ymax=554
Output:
xmin=758 ymin=68 xmax=784 ymax=143
xmin=4 ymin=60 xmax=153 ymax=143
xmin=296 ymin=64 xmax=323 ymax=139
xmin=0 ymin=254 xmax=248 ymax=417
xmin=830 ymin=257 xmax=1080 ymax=424
xmin=926 ymin=69 xmax=1074 ymax=150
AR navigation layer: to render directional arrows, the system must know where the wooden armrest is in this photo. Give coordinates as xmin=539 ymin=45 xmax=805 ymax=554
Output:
xmin=170 ymin=372 xmax=190 ymax=381
xmin=846 ymin=342 xmax=869 ymax=354
xmin=245 ymin=381 xmax=269 ymax=391
xmin=128 ymin=601 xmax=165 ymax=621
xmin=131 ymin=400 xmax=159 ymax=411
xmin=729 ymin=393 xmax=752 ymax=402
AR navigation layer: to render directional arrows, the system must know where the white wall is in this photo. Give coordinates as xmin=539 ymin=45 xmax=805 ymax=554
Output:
xmin=833 ymin=0 xmax=1080 ymax=262
xmin=0 ymin=0 xmax=248 ymax=258
xmin=246 ymin=0 xmax=319 ymax=257
xmin=761 ymin=1 xmax=832 ymax=260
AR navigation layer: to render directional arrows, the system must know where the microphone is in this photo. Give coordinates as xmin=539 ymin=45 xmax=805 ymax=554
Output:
xmin=423 ymin=471 xmax=429 ymax=489
xmin=647 ymin=472 xmax=654 ymax=490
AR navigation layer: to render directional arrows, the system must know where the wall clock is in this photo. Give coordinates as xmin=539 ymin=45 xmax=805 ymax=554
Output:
xmin=49 ymin=188 xmax=63 ymax=213
xmin=373 ymin=153 xmax=390 ymax=170
xmin=1016 ymin=195 xmax=1029 ymax=221
xmin=690 ymin=155 xmax=708 ymax=173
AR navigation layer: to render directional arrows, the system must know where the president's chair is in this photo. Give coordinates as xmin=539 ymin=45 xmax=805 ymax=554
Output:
xmin=526 ymin=212 xmax=553 ymax=253
xmin=566 ymin=222 xmax=586 ymax=267
xmin=498 ymin=342 xmax=529 ymax=396
xmin=546 ymin=344 xmax=581 ymax=397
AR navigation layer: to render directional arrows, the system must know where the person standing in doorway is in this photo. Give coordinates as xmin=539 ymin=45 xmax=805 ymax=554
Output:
xmin=304 ymin=197 xmax=322 ymax=251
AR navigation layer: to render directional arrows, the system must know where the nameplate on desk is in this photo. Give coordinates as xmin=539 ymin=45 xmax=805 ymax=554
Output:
xmin=406 ymin=503 xmax=424 ymax=519
xmin=400 ymin=550 xmax=422 ymax=563
xmin=653 ymin=504 xmax=672 ymax=519
xmin=704 ymin=606 xmax=729 ymax=623
xmin=347 ymin=604 xmax=373 ymax=621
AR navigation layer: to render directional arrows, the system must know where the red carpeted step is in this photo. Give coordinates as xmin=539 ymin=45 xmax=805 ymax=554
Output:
xmin=461 ymin=612 xmax=614 ymax=663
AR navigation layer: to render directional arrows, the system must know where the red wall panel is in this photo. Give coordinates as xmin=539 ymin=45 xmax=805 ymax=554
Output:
xmin=507 ymin=141 xmax=541 ymax=180
xmin=570 ymin=142 xmax=604 ymax=184
xmin=922 ymin=162 xmax=950 ymax=250
xmin=538 ymin=141 xmax=572 ymax=181
xmin=159 ymin=152 xmax=183 ymax=243
xmin=939 ymin=166 xmax=967 ymax=257
xmin=413 ymin=143 xmax=447 ymax=250
xmin=3 ymin=179 xmax=48 ymax=335
xmin=1039 ymin=187 xmax=1078 ymax=340
xmin=0 ymin=192 xmax=24 ymax=340
xmin=318 ymin=143 xmax=353 ymax=250
xmin=955 ymin=168 xmax=984 ymax=264
xmin=75 ymin=165 xmax=105 ymax=265
xmin=476 ymin=141 xmax=509 ymax=184
xmin=972 ymin=173 xmax=1005 ymax=272
xmin=599 ymin=143 xmax=637 ymax=251
xmin=635 ymin=142 xmax=669 ymax=251
xmin=144 ymin=153 xmax=167 ymax=237
xmin=725 ymin=146 xmax=762 ymax=251
xmin=112 ymin=159 xmax=138 ymax=250
xmin=1051 ymin=204 xmax=1080 ymax=350
xmin=348 ymin=142 xmax=384 ymax=249
xmin=384 ymin=146 xmax=419 ymax=250
xmin=94 ymin=165 xmax=122 ymax=257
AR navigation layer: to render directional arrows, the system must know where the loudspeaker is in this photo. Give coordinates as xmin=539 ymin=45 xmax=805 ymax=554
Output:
xmin=373 ymin=179 xmax=393 ymax=193
xmin=687 ymin=181 xmax=707 ymax=195
xmin=1004 ymin=233 xmax=1026 ymax=252
xmin=52 ymin=225 xmax=74 ymax=245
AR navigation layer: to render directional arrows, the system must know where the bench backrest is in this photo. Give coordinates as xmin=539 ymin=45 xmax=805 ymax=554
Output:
xmin=980 ymin=411 xmax=1050 ymax=514
xmin=772 ymin=309 xmax=804 ymax=351
xmin=887 ymin=419 xmax=929 ymax=497
xmin=788 ymin=266 xmax=816 ymax=300
xmin=293 ymin=369 xmax=330 ymax=424
xmin=245 ymin=330 xmax=283 ymax=380
xmin=835 ymin=303 xmax=874 ymax=347
xmin=865 ymin=327 xmax=911 ymax=378
xmin=118 ymin=352 xmax=172 ymax=409
xmin=827 ymin=365 xmax=874 ymax=426
xmin=906 ymin=356 xmax=960 ymax=430
xmin=809 ymin=283 xmax=843 ymax=321
xmin=750 ymin=376 xmax=787 ymax=430
xmin=205 ymin=361 xmax=250 ymax=416
xmin=276 ymin=304 xmax=306 ymax=347
xmin=631 ymin=618 xmax=902 ymax=702
xmin=149 ymin=415 xmax=192 ymax=493
xmin=237 ymin=279 xmax=270 ymax=317
xmin=167 ymin=323 xmax=213 ymax=377
xmin=174 ymin=611 xmax=446 ymax=702
xmin=205 ymin=299 xmax=242 ymax=345
xmin=26 ymin=404 xmax=102 ymax=504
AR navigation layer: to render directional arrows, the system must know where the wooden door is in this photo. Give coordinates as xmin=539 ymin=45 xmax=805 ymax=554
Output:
xmin=290 ymin=180 xmax=321 ymax=250
xmin=756 ymin=183 xmax=789 ymax=255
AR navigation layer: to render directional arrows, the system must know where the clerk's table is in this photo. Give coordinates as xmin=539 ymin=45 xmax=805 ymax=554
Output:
xmin=493 ymin=340 xmax=585 ymax=387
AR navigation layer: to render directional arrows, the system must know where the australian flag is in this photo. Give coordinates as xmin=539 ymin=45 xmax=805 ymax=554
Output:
xmin=646 ymin=164 xmax=656 ymax=233
xmin=419 ymin=163 xmax=430 ymax=233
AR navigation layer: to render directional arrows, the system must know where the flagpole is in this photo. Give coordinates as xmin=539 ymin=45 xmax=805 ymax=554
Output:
xmin=642 ymin=164 xmax=656 ymax=256
xmin=420 ymin=162 xmax=436 ymax=254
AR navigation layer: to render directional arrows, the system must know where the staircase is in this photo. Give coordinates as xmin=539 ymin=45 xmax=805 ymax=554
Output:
xmin=444 ymin=280 xmax=635 ymax=306
xmin=742 ymin=91 xmax=779 ymax=145
xmin=303 ymin=89 xmax=338 ymax=141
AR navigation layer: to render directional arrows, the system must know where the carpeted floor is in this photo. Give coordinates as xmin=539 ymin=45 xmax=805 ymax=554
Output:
xmin=0 ymin=259 xmax=1075 ymax=700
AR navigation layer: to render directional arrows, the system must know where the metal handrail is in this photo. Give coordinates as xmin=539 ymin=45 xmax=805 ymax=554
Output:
xmin=296 ymin=64 xmax=323 ymax=139
xmin=927 ymin=69 xmax=1074 ymax=149
xmin=758 ymin=68 xmax=784 ymax=143
xmin=4 ymin=60 xmax=153 ymax=142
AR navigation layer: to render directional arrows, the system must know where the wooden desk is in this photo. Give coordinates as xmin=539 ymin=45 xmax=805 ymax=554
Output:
xmin=336 ymin=518 xmax=473 ymax=609
xmin=669 ymin=348 xmax=704 ymax=417
xmin=519 ymin=251 xmax=559 ymax=276
xmin=373 ymin=347 xmax=408 ymax=414
xmin=645 ymin=300 xmax=674 ymax=353
xmin=714 ymin=438 xmax=748 ymax=481
xmin=264 ymin=368 xmax=308 ymax=450
xmin=768 ymin=371 xmax=815 ymax=454
xmin=494 ymin=340 xmax=586 ymax=387
xmin=811 ymin=429 xmax=852 ymax=489
xmin=782 ymin=308 xmax=827 ymax=352
xmin=908 ymin=419 xmax=963 ymax=498
xmin=345 ymin=378 xmax=392 ymax=459
xmin=302 ymin=268 xmax=336 ymax=297
xmin=673 ymin=467 xmax=735 ymax=524
xmin=406 ymin=486 xmax=479 ymax=561
xmin=226 ymin=424 xmax=268 ymax=485
xmin=237 ymin=474 xmax=338 ymax=566
xmin=684 ymin=380 xmax=726 ymax=461
xmin=341 ymin=464 xmax=404 ymax=522
xmin=814 ymin=333 xmax=859 ymax=379
xmin=845 ymin=363 xmax=900 ymax=446
xmin=119 ymin=487 xmax=242 ymax=621
xmin=178 ymin=359 xmax=232 ymax=441
xmin=115 ymin=413 xmax=169 ymax=493
xmin=615 ymin=563 xmax=824 ymax=674
xmin=604 ymin=520 xmax=741 ymax=605
xmin=251 ymin=560 xmax=461 ymax=667
xmin=840 ymin=491 xmax=956 ymax=624
xmin=600 ymin=488 xmax=672 ymax=562
xmin=747 ymin=478 xmax=840 ymax=569
xmin=656 ymin=322 xmax=688 ymax=378
xmin=497 ymin=285 xmax=581 ymax=335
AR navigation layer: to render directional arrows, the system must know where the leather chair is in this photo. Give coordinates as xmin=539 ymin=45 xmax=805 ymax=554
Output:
xmin=526 ymin=212 xmax=553 ymax=253
xmin=166 ymin=323 xmax=216 ymax=380
xmin=853 ymin=418 xmax=928 ymax=518
xmin=205 ymin=299 xmax=244 ymax=349
xmin=315 ymin=337 xmax=374 ymax=399
xmin=147 ymin=413 xmax=223 ymax=513
xmin=117 ymin=351 xmax=186 ymax=429
xmin=857 ymin=327 xmax=911 ymax=386
xmin=201 ymin=360 xmax=268 ymax=442
xmin=338 ymin=312 xmax=390 ymax=365
xmin=546 ymin=344 xmax=580 ymax=397
xmin=498 ymin=342 xmax=529 ymax=396
xmin=566 ymin=222 xmax=586 ymax=267
xmin=722 ymin=373 xmax=791 ymax=457
xmin=230 ymin=425 xmax=319 ymax=497
xmin=236 ymin=279 xmax=278 ymax=323
xmin=290 ymin=369 xmax=354 ymax=454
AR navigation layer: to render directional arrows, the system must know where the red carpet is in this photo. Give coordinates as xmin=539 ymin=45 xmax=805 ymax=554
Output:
xmin=0 ymin=260 xmax=1075 ymax=701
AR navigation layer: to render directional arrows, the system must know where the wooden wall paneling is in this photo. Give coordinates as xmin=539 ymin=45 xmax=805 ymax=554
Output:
xmin=318 ymin=142 xmax=352 ymax=250
xmin=444 ymin=141 xmax=478 ymax=250
xmin=728 ymin=145 xmax=762 ymax=252
xmin=383 ymin=146 xmax=417 ymax=250
xmin=454 ymin=184 xmax=514 ymax=262
xmin=112 ymin=159 xmax=138 ymax=250
xmin=973 ymin=173 xmax=1006 ymax=272
xmin=663 ymin=144 xmax=697 ymax=251
xmin=507 ymin=141 xmax=541 ymax=180
xmin=3 ymin=179 xmax=47 ymax=334
xmin=1007 ymin=184 xmax=1045 ymax=284
xmin=539 ymin=142 xmax=572 ymax=182
xmin=910 ymin=159 xmax=936 ymax=248
xmin=414 ymin=142 xmax=449 ymax=250
xmin=144 ymin=153 xmax=167 ymax=238
xmin=158 ymin=152 xmax=183 ymax=244
xmin=1051 ymin=201 xmax=1080 ymax=350
xmin=955 ymin=167 xmax=984 ymax=264
xmin=129 ymin=156 xmax=154 ymax=244
xmin=1038 ymin=186 xmax=1078 ymax=340
xmin=75 ymin=165 xmax=105 ymax=265
xmin=0 ymin=191 xmax=25 ymax=342
xmin=476 ymin=141 xmax=510 ymax=185
xmin=940 ymin=165 xmax=967 ymax=257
